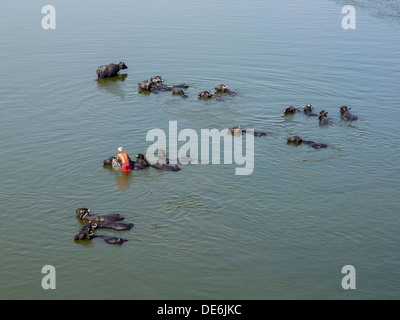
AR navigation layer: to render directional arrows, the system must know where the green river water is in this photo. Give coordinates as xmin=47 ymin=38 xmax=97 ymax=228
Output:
xmin=0 ymin=0 xmax=399 ymax=299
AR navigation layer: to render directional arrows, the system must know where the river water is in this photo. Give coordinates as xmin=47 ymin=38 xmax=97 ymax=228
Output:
xmin=0 ymin=0 xmax=399 ymax=299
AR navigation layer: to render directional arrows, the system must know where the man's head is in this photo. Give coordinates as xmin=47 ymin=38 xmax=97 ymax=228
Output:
xmin=118 ymin=147 xmax=123 ymax=153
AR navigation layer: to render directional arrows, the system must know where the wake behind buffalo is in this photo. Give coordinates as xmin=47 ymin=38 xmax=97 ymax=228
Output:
xmin=74 ymin=208 xmax=133 ymax=245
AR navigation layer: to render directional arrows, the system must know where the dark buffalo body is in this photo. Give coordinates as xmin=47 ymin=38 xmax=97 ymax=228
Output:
xmin=151 ymin=163 xmax=181 ymax=172
xmin=248 ymin=130 xmax=267 ymax=137
xmin=228 ymin=126 xmax=266 ymax=137
xmin=198 ymin=91 xmax=213 ymax=98
xmin=284 ymin=105 xmax=300 ymax=114
xmin=286 ymin=136 xmax=328 ymax=148
xmin=286 ymin=136 xmax=303 ymax=144
xmin=76 ymin=208 xmax=125 ymax=222
xmin=74 ymin=222 xmax=96 ymax=240
xmin=172 ymin=88 xmax=188 ymax=99
xmin=74 ymin=223 xmax=128 ymax=245
xmin=88 ymin=221 xmax=134 ymax=231
xmin=198 ymin=90 xmax=224 ymax=101
xmin=318 ymin=110 xmax=332 ymax=126
xmin=302 ymin=140 xmax=328 ymax=149
xmin=103 ymin=156 xmax=119 ymax=166
xmin=74 ymin=220 xmax=130 ymax=245
xmin=96 ymin=62 xmax=127 ymax=79
xmin=340 ymin=106 xmax=358 ymax=121
xmin=303 ymin=104 xmax=318 ymax=116
xmin=138 ymin=76 xmax=189 ymax=94
xmin=136 ymin=153 xmax=151 ymax=167
xmin=214 ymin=84 xmax=237 ymax=96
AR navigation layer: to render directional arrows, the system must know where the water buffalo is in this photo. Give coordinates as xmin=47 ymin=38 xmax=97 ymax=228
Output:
xmin=96 ymin=62 xmax=128 ymax=79
xmin=151 ymin=162 xmax=181 ymax=172
xmin=340 ymin=106 xmax=358 ymax=121
xmin=172 ymin=88 xmax=188 ymax=99
xmin=74 ymin=223 xmax=128 ymax=245
xmin=198 ymin=91 xmax=224 ymax=101
xmin=284 ymin=105 xmax=300 ymax=114
xmin=148 ymin=150 xmax=179 ymax=171
xmin=198 ymin=91 xmax=213 ymax=98
xmin=100 ymin=236 xmax=128 ymax=244
xmin=228 ymin=125 xmax=244 ymax=136
xmin=76 ymin=208 xmax=125 ymax=222
xmin=103 ymin=156 xmax=117 ymax=166
xmin=249 ymin=130 xmax=267 ymax=137
xmin=286 ymin=136 xmax=328 ymax=149
xmin=318 ymin=110 xmax=332 ymax=126
xmin=136 ymin=153 xmax=151 ymax=167
xmin=303 ymin=104 xmax=318 ymax=116
xmin=138 ymin=80 xmax=151 ymax=90
xmin=74 ymin=222 xmax=96 ymax=240
xmin=138 ymin=76 xmax=189 ymax=94
xmin=130 ymin=159 xmax=145 ymax=170
xmin=88 ymin=221 xmax=134 ymax=231
xmin=214 ymin=84 xmax=237 ymax=96
xmin=136 ymin=153 xmax=180 ymax=171
xmin=228 ymin=125 xmax=266 ymax=137
xmin=150 ymin=75 xmax=163 ymax=84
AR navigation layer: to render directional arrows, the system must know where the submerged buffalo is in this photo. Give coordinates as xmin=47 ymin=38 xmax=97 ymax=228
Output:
xmin=103 ymin=157 xmax=117 ymax=166
xmin=138 ymin=76 xmax=189 ymax=94
xmin=303 ymin=104 xmax=318 ymax=116
xmin=283 ymin=105 xmax=300 ymax=114
xmin=340 ymin=106 xmax=358 ymax=121
xmin=151 ymin=163 xmax=181 ymax=172
xmin=76 ymin=208 xmax=125 ymax=222
xmin=137 ymin=153 xmax=181 ymax=171
xmin=138 ymin=80 xmax=152 ymax=91
xmin=150 ymin=75 xmax=163 ymax=84
xmin=148 ymin=150 xmax=181 ymax=171
xmin=198 ymin=91 xmax=213 ymax=98
xmin=318 ymin=110 xmax=333 ymax=126
xmin=286 ymin=136 xmax=328 ymax=149
xmin=172 ymin=88 xmax=188 ymax=99
xmin=214 ymin=84 xmax=237 ymax=96
xmin=228 ymin=125 xmax=266 ymax=137
xmin=74 ymin=223 xmax=128 ymax=245
xmin=135 ymin=153 xmax=151 ymax=167
xmin=96 ymin=62 xmax=128 ymax=79
xmin=87 ymin=221 xmax=134 ymax=231
xmin=198 ymin=91 xmax=224 ymax=102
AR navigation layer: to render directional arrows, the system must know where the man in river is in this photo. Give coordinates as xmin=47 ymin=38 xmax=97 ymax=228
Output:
xmin=116 ymin=147 xmax=132 ymax=172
